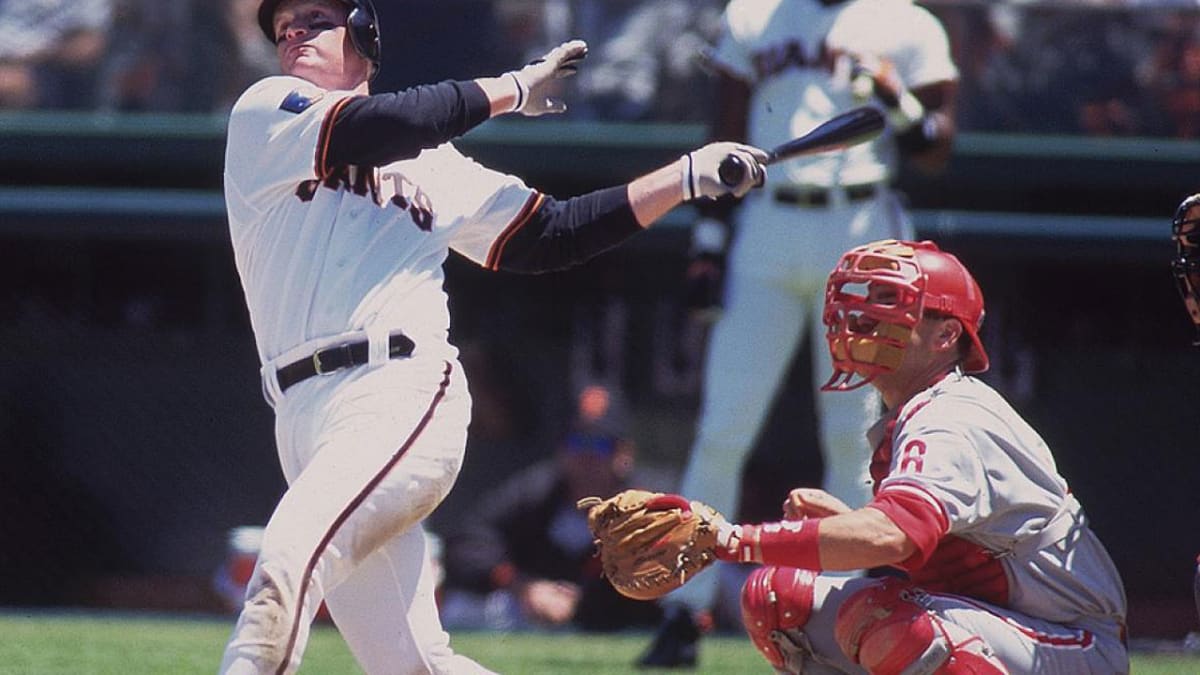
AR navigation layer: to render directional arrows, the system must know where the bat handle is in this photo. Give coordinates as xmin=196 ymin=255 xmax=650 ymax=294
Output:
xmin=718 ymin=154 xmax=746 ymax=187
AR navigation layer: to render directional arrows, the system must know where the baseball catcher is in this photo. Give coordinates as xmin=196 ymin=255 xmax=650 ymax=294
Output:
xmin=576 ymin=489 xmax=735 ymax=601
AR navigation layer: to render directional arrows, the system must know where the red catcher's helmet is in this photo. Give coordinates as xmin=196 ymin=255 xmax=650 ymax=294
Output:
xmin=258 ymin=0 xmax=381 ymax=79
xmin=821 ymin=239 xmax=988 ymax=391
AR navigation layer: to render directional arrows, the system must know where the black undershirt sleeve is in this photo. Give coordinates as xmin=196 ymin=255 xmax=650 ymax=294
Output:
xmin=324 ymin=80 xmax=491 ymax=168
xmin=494 ymin=186 xmax=644 ymax=274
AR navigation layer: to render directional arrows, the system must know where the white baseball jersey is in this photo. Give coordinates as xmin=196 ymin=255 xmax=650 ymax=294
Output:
xmin=868 ymin=371 xmax=1127 ymax=629
xmin=709 ymin=0 xmax=957 ymax=187
xmin=225 ymin=75 xmax=540 ymax=371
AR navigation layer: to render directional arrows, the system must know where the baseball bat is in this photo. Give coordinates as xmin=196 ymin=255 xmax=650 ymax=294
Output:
xmin=717 ymin=106 xmax=886 ymax=187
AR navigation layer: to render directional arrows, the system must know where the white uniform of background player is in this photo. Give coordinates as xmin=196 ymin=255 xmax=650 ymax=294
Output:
xmin=218 ymin=1 xmax=769 ymax=673
xmin=669 ymin=0 xmax=959 ymax=624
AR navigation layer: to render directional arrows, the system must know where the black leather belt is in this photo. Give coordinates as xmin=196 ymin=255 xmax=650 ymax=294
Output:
xmin=276 ymin=332 xmax=415 ymax=393
xmin=773 ymin=183 xmax=877 ymax=207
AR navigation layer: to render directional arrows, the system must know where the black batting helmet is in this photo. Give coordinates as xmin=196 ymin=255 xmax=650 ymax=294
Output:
xmin=258 ymin=0 xmax=381 ymax=79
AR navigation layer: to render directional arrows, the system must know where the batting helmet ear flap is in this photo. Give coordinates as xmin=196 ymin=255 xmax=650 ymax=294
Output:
xmin=345 ymin=0 xmax=381 ymax=80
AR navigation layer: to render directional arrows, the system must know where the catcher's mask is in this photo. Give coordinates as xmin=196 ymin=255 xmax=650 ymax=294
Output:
xmin=258 ymin=0 xmax=381 ymax=80
xmin=1172 ymin=193 xmax=1200 ymax=346
xmin=821 ymin=239 xmax=988 ymax=391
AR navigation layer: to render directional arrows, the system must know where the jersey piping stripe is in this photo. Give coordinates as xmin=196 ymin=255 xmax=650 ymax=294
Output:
xmin=315 ymin=96 xmax=357 ymax=179
xmin=943 ymin=594 xmax=1096 ymax=649
xmin=274 ymin=362 xmax=454 ymax=675
xmin=485 ymin=191 xmax=544 ymax=270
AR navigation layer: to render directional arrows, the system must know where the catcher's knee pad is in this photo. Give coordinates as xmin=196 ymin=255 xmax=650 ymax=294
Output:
xmin=741 ymin=566 xmax=819 ymax=673
xmin=834 ymin=578 xmax=1007 ymax=675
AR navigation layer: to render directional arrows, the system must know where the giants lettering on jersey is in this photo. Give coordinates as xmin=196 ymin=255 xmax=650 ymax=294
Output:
xmin=296 ymin=166 xmax=434 ymax=231
xmin=751 ymin=39 xmax=836 ymax=80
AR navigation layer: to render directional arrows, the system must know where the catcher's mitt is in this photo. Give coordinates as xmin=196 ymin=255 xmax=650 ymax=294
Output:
xmin=576 ymin=489 xmax=726 ymax=601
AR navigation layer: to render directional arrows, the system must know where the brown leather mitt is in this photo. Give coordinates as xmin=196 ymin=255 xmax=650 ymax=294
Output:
xmin=576 ymin=489 xmax=726 ymax=601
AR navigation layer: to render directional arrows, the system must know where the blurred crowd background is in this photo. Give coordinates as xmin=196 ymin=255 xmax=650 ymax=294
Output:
xmin=1 ymin=0 xmax=1199 ymax=137
xmin=2 ymin=0 xmax=1200 ymax=652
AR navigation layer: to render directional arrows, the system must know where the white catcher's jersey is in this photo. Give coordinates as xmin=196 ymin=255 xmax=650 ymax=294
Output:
xmin=709 ymin=0 xmax=957 ymax=187
xmin=224 ymin=76 xmax=539 ymax=367
xmin=874 ymin=372 xmax=1127 ymax=627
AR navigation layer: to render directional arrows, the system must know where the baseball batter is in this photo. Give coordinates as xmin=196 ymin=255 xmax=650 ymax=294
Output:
xmin=708 ymin=240 xmax=1129 ymax=674
xmin=652 ymin=2 xmax=961 ymax=661
xmin=218 ymin=1 xmax=768 ymax=673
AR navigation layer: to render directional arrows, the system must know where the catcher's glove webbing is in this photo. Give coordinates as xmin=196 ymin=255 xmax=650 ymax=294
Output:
xmin=576 ymin=489 xmax=725 ymax=601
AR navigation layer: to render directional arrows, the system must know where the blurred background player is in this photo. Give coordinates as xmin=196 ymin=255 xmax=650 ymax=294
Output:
xmin=644 ymin=0 xmax=960 ymax=667
xmin=721 ymin=239 xmax=1128 ymax=674
xmin=439 ymin=384 xmax=661 ymax=632
xmin=0 ymin=0 xmax=112 ymax=109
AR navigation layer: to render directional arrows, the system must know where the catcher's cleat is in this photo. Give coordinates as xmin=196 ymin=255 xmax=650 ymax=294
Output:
xmin=636 ymin=605 xmax=704 ymax=669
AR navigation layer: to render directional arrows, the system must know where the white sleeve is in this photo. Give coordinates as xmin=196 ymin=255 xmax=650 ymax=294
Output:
xmin=399 ymin=145 xmax=540 ymax=268
xmin=882 ymin=414 xmax=987 ymax=532
xmin=707 ymin=1 xmax=756 ymax=84
xmin=223 ymin=76 xmax=359 ymax=216
xmin=897 ymin=6 xmax=958 ymax=89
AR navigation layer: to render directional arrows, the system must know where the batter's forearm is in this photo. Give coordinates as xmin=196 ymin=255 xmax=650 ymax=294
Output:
xmin=628 ymin=142 xmax=767 ymax=225
xmin=492 ymin=187 xmax=644 ymax=273
xmin=476 ymin=75 xmax=522 ymax=118
xmin=629 ymin=159 xmax=688 ymax=227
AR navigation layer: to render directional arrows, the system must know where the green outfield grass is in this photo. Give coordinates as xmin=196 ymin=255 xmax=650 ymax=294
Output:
xmin=0 ymin=610 xmax=1196 ymax=674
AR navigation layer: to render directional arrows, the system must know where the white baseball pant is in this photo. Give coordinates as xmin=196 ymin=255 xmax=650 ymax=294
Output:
xmin=219 ymin=354 xmax=494 ymax=675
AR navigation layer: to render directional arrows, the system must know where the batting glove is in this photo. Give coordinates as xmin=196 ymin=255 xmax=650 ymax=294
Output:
xmin=681 ymin=142 xmax=768 ymax=201
xmin=850 ymin=55 xmax=925 ymax=132
xmin=508 ymin=40 xmax=589 ymax=116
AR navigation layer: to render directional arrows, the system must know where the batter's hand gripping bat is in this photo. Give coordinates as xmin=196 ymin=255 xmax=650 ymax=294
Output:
xmin=718 ymin=106 xmax=886 ymax=187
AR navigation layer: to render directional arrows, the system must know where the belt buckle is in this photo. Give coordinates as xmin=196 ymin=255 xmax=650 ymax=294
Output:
xmin=312 ymin=343 xmax=352 ymax=375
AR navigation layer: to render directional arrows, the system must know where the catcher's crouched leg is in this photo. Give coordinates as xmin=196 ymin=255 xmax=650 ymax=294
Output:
xmin=833 ymin=578 xmax=1008 ymax=675
xmin=740 ymin=566 xmax=821 ymax=673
